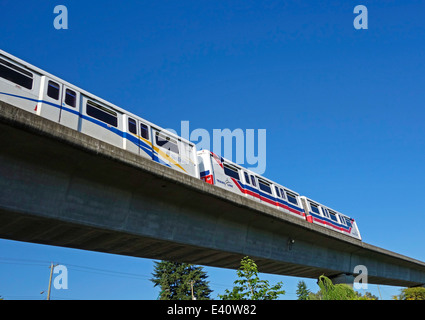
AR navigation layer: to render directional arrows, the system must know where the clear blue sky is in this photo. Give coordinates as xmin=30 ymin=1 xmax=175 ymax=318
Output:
xmin=1 ymin=0 xmax=425 ymax=300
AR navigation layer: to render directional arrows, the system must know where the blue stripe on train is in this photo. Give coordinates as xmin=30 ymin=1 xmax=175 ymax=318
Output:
xmin=309 ymin=211 xmax=351 ymax=232
xmin=233 ymin=179 xmax=304 ymax=213
xmin=0 ymin=91 xmax=170 ymax=167
xmin=200 ymin=170 xmax=210 ymax=177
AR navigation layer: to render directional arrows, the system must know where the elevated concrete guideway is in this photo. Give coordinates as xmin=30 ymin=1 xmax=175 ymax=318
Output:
xmin=1 ymin=101 xmax=425 ymax=288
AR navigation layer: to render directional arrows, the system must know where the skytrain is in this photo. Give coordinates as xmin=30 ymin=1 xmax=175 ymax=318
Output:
xmin=0 ymin=49 xmax=361 ymax=240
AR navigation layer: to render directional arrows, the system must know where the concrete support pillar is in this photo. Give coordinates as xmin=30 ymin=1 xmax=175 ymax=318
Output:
xmin=329 ymin=274 xmax=355 ymax=287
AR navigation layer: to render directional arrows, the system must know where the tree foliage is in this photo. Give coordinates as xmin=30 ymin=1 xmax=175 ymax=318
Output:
xmin=218 ymin=256 xmax=285 ymax=300
xmin=308 ymin=275 xmax=377 ymax=300
xmin=393 ymin=287 xmax=425 ymax=300
xmin=150 ymin=261 xmax=212 ymax=300
xmin=312 ymin=275 xmax=359 ymax=300
xmin=296 ymin=281 xmax=311 ymax=300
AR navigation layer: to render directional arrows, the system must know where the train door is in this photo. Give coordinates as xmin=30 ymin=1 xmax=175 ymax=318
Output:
xmin=39 ymin=77 xmax=62 ymax=122
xmin=125 ymin=116 xmax=140 ymax=155
xmin=242 ymin=171 xmax=259 ymax=201
xmin=300 ymin=197 xmax=314 ymax=223
xmin=249 ymin=174 xmax=260 ymax=203
xmin=321 ymin=207 xmax=331 ymax=220
xmin=179 ymin=141 xmax=198 ymax=178
xmin=138 ymin=120 xmax=153 ymax=160
xmin=59 ymin=85 xmax=79 ymax=130
xmin=125 ymin=116 xmax=153 ymax=160
xmin=274 ymin=185 xmax=285 ymax=211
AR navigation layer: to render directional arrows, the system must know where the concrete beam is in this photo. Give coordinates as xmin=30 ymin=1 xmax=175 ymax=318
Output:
xmin=1 ymin=100 xmax=425 ymax=287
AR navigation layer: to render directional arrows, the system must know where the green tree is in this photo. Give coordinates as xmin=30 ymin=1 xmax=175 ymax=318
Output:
xmin=393 ymin=287 xmax=425 ymax=300
xmin=356 ymin=291 xmax=378 ymax=300
xmin=307 ymin=275 xmax=378 ymax=300
xmin=218 ymin=256 xmax=285 ymax=300
xmin=296 ymin=281 xmax=310 ymax=300
xmin=312 ymin=275 xmax=360 ymax=300
xmin=150 ymin=261 xmax=212 ymax=300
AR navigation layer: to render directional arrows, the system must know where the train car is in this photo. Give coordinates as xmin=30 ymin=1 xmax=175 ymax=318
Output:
xmin=197 ymin=150 xmax=305 ymax=219
xmin=300 ymin=196 xmax=362 ymax=240
xmin=0 ymin=49 xmax=198 ymax=178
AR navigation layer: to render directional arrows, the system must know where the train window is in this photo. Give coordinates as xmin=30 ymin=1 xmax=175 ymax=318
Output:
xmin=250 ymin=175 xmax=256 ymax=187
xmin=286 ymin=192 xmax=298 ymax=205
xmin=0 ymin=57 xmax=33 ymax=90
xmin=310 ymin=203 xmax=320 ymax=214
xmin=329 ymin=210 xmax=338 ymax=222
xmin=47 ymin=81 xmax=60 ymax=100
xmin=86 ymin=101 xmax=118 ymax=127
xmin=258 ymin=179 xmax=272 ymax=194
xmin=223 ymin=164 xmax=240 ymax=180
xmin=140 ymin=124 xmax=149 ymax=140
xmin=342 ymin=217 xmax=352 ymax=227
xmin=156 ymin=132 xmax=179 ymax=154
xmin=65 ymin=89 xmax=76 ymax=107
xmin=280 ymin=188 xmax=286 ymax=199
xmin=128 ymin=118 xmax=137 ymax=134
xmin=244 ymin=172 xmax=250 ymax=185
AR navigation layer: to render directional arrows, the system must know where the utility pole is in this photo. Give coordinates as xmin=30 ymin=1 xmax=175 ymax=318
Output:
xmin=190 ymin=280 xmax=196 ymax=300
xmin=377 ymin=285 xmax=382 ymax=300
xmin=47 ymin=263 xmax=58 ymax=300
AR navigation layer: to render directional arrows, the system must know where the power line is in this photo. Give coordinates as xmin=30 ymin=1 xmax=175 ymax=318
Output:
xmin=0 ymin=257 xmax=152 ymax=280
xmin=0 ymin=256 xmax=296 ymax=295
xmin=0 ymin=295 xmax=46 ymax=300
xmin=65 ymin=263 xmax=152 ymax=280
xmin=0 ymin=257 xmax=49 ymax=267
